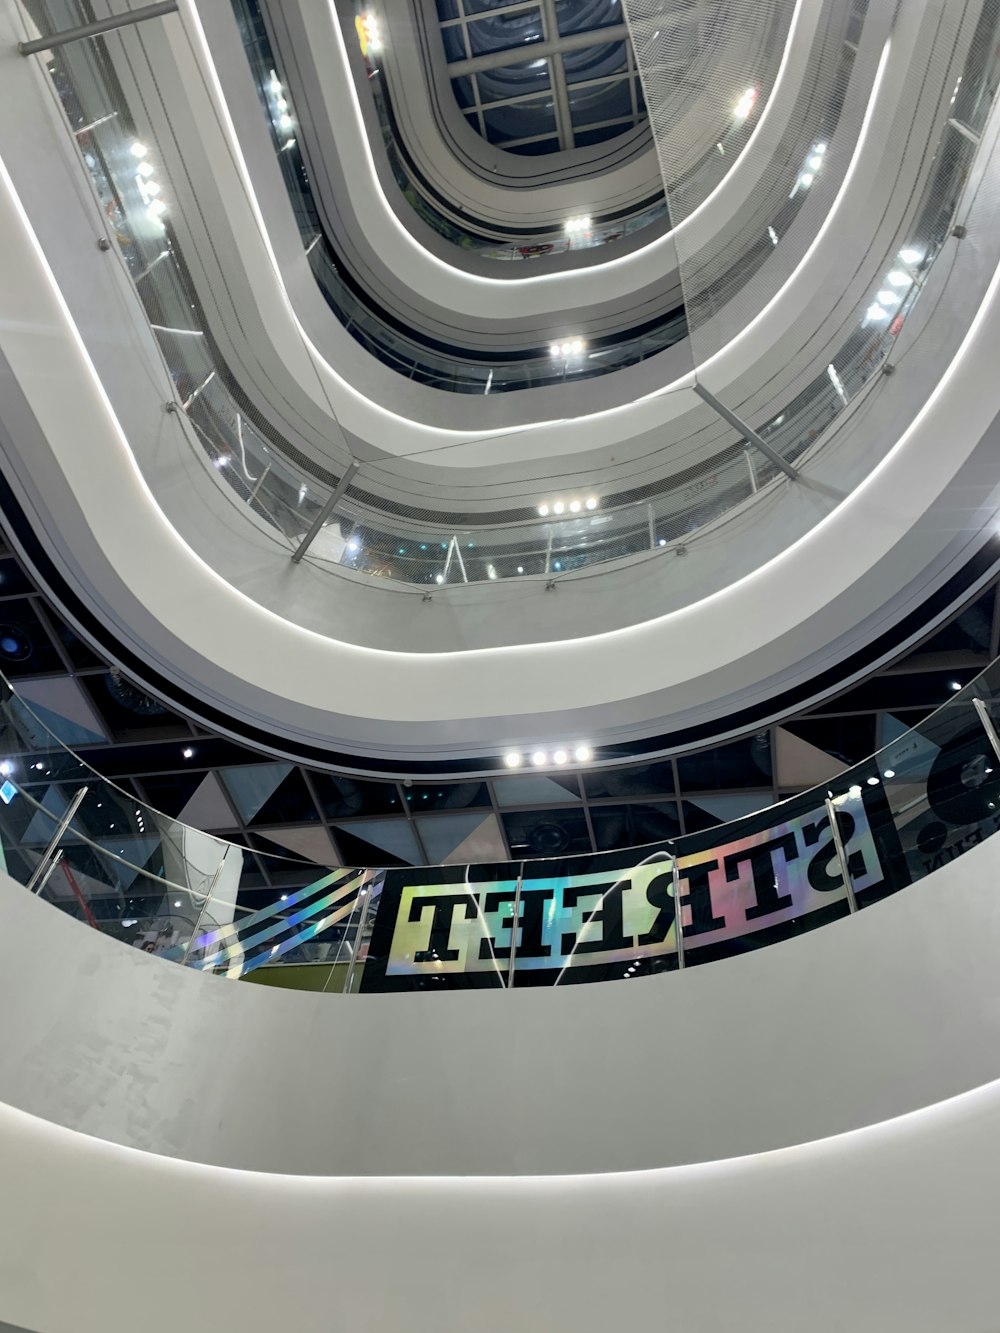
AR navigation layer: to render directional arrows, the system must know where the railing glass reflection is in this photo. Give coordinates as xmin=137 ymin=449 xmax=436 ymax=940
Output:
xmin=4 ymin=659 xmax=1000 ymax=994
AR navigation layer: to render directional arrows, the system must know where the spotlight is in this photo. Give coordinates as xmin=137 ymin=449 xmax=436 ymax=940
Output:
xmin=137 ymin=160 xmax=154 ymax=178
xmin=130 ymin=141 xmax=148 ymax=158
xmin=504 ymin=752 xmax=522 ymax=768
xmin=733 ymin=86 xmax=757 ymax=120
xmin=585 ymin=497 xmax=598 ymax=509
xmin=531 ymin=751 xmax=547 ymax=766
xmin=553 ymin=750 xmax=568 ymax=765
xmin=886 ymin=270 xmax=909 ymax=288
xmin=883 ymin=769 xmax=896 ymax=779
xmin=899 ymin=248 xmax=923 ymax=265
xmin=866 ymin=776 xmax=879 ymax=786
xmin=848 ymin=784 xmax=862 ymax=797
xmin=569 ymin=500 xmax=581 ymax=513
xmin=866 ymin=303 xmax=889 ymax=323
xmin=538 ymin=504 xmax=549 ymax=516
xmin=574 ymin=745 xmax=593 ymax=763
xmin=553 ymin=501 xmax=565 ymax=514
xmin=182 ymin=747 xmax=194 ymax=759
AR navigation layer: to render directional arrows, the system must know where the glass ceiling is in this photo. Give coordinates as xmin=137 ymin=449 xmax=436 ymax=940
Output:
xmin=435 ymin=0 xmax=647 ymax=155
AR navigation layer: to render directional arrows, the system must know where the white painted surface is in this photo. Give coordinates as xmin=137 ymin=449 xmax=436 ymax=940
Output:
xmin=4 ymin=829 xmax=1000 ymax=1180
xmin=7 ymin=846 xmax=1000 ymax=1328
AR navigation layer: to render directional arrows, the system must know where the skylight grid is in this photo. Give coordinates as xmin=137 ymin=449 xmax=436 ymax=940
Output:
xmin=436 ymin=0 xmax=646 ymax=154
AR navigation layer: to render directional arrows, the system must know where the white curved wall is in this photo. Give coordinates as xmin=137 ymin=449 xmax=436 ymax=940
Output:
xmin=6 ymin=840 xmax=1000 ymax=1331
xmin=4 ymin=1083 xmax=1000 ymax=1333
xmin=5 ymin=830 xmax=1000 ymax=1178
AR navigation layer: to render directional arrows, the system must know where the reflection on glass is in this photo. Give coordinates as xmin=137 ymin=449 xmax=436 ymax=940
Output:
xmin=6 ymin=660 xmax=1000 ymax=994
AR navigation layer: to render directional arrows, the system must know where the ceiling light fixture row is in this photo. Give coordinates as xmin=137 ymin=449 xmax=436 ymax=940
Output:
xmin=129 ymin=142 xmax=167 ymax=230
xmin=791 ymin=139 xmax=827 ymax=195
xmin=537 ymin=497 xmax=598 ymax=517
xmin=265 ymin=70 xmax=295 ymax=148
xmin=504 ymin=745 xmax=594 ymax=769
xmin=550 ymin=338 xmax=586 ymax=358
xmin=864 ymin=247 xmax=924 ymax=326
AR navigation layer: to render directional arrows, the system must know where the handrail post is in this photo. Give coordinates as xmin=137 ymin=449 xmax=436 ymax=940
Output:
xmin=973 ymin=697 xmax=1000 ymax=764
xmin=672 ymin=853 xmax=685 ymax=968
xmin=825 ymin=797 xmax=859 ymax=913
xmin=19 ymin=1 xmax=180 ymax=55
xmin=33 ymin=848 xmax=64 ymax=899
xmin=343 ymin=875 xmax=377 ymax=994
xmin=246 ymin=461 xmax=272 ymax=507
xmin=27 ymin=786 xmax=88 ymax=893
xmin=506 ymin=865 xmax=524 ymax=990
xmin=181 ymin=848 xmax=228 ymax=965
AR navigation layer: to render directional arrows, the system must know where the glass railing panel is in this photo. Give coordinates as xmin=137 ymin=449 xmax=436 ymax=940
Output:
xmin=835 ymin=685 xmax=1000 ymax=908
xmin=356 ymin=862 xmax=518 ymax=990
xmin=674 ymin=789 xmax=855 ymax=967
xmin=6 ymin=665 xmax=1000 ymax=993
xmin=521 ymin=844 xmax=679 ymax=986
xmin=188 ymin=866 xmax=375 ymax=980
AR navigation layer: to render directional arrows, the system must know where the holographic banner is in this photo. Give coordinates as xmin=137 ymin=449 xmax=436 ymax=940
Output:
xmin=359 ymin=794 xmax=887 ymax=990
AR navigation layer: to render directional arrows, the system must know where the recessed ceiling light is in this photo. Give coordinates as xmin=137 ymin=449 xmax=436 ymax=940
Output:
xmin=531 ymin=751 xmax=547 ymax=766
xmin=574 ymin=745 xmax=593 ymax=763
xmin=504 ymin=752 xmax=522 ymax=768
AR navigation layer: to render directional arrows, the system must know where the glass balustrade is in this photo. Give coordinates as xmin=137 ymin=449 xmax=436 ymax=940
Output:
xmin=5 ymin=658 xmax=1000 ymax=994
